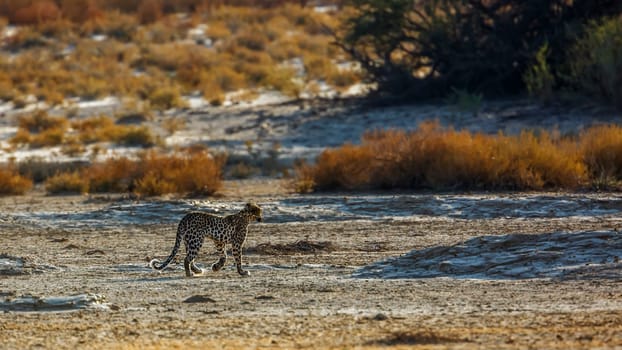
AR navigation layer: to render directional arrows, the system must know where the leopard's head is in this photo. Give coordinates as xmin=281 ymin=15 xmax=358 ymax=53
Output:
xmin=245 ymin=202 xmax=263 ymax=222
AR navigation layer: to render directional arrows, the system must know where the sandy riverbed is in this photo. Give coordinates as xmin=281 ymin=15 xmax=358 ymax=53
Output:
xmin=1 ymin=180 xmax=621 ymax=349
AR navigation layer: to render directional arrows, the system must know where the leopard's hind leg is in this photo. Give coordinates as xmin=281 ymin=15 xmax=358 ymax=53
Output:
xmin=184 ymin=237 xmax=204 ymax=277
xmin=211 ymin=241 xmax=227 ymax=272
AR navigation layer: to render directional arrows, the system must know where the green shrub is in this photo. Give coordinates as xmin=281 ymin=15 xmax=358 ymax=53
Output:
xmin=524 ymin=43 xmax=555 ymax=103
xmin=566 ymin=17 xmax=622 ymax=108
xmin=340 ymin=0 xmax=622 ymax=98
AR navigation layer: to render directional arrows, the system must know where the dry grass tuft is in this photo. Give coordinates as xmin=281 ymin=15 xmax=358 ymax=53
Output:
xmin=45 ymin=171 xmax=88 ymax=194
xmin=17 ymin=111 xmax=68 ymax=133
xmin=12 ymin=114 xmax=157 ymax=149
xmin=11 ymin=111 xmax=69 ymax=148
xmin=85 ymin=157 xmax=139 ymax=193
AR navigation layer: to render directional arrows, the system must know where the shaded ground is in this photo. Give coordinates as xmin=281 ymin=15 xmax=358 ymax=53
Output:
xmin=1 ymin=180 xmax=622 ymax=349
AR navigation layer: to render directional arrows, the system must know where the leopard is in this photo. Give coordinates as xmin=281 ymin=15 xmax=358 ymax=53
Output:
xmin=149 ymin=202 xmax=263 ymax=277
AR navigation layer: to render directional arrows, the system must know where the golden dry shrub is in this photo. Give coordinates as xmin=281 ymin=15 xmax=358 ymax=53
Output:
xmin=579 ymin=124 xmax=622 ymax=186
xmin=18 ymin=111 xmax=68 ymax=133
xmin=204 ymin=21 xmax=231 ymax=41
xmin=147 ymin=85 xmax=186 ymax=110
xmin=303 ymin=54 xmax=333 ymax=81
xmin=0 ymin=167 xmax=33 ymax=195
xmin=135 ymin=150 xmax=225 ymax=196
xmin=85 ymin=157 xmax=140 ymax=193
xmin=71 ymin=115 xmax=116 ymax=143
xmin=11 ymin=111 xmax=69 ymax=148
xmin=83 ymin=11 xmax=138 ymax=41
xmin=45 ymin=171 xmax=89 ymax=194
xmin=134 ymin=171 xmax=177 ymax=196
xmin=235 ymin=28 xmax=269 ymax=52
xmin=28 ymin=127 xmax=66 ymax=148
xmin=499 ymin=131 xmax=586 ymax=190
xmin=266 ymin=36 xmax=303 ymax=62
xmin=83 ymin=150 xmax=225 ymax=196
xmin=295 ymin=121 xmax=591 ymax=192
xmin=264 ymin=66 xmax=301 ymax=97
xmin=302 ymin=143 xmax=375 ymax=191
xmin=114 ymin=126 xmax=158 ymax=147
xmin=291 ymin=160 xmax=316 ymax=193
xmin=139 ymin=43 xmax=191 ymax=72
xmin=71 ymin=115 xmax=157 ymax=147
xmin=9 ymin=129 xmax=32 ymax=147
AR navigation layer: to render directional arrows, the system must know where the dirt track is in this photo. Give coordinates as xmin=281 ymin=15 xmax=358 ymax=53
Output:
xmin=1 ymin=181 xmax=622 ymax=349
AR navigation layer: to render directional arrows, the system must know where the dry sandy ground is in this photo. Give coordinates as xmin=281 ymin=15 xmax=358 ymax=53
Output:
xmin=1 ymin=180 xmax=622 ymax=349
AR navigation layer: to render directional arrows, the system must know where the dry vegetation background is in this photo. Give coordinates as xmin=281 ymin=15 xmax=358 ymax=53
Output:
xmin=0 ymin=0 xmax=354 ymax=107
xmin=0 ymin=1 xmax=620 ymax=196
xmin=294 ymin=122 xmax=622 ymax=192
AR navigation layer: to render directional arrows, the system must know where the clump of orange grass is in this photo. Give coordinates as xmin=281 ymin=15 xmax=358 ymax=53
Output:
xmin=133 ymin=150 xmax=226 ymax=196
xmin=46 ymin=149 xmax=226 ymax=196
xmin=0 ymin=166 xmax=33 ymax=195
xmin=579 ymin=124 xmax=622 ymax=189
xmin=294 ymin=121 xmax=597 ymax=192
xmin=44 ymin=171 xmax=88 ymax=194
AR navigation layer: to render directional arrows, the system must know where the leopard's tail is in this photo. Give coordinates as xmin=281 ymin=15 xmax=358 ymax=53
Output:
xmin=149 ymin=223 xmax=184 ymax=271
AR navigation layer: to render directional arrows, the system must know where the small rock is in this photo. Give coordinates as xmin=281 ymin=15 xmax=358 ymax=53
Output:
xmin=372 ymin=313 xmax=389 ymax=321
xmin=183 ymin=295 xmax=216 ymax=303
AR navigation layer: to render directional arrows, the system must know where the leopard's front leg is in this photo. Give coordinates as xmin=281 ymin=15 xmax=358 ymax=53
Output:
xmin=232 ymin=242 xmax=250 ymax=276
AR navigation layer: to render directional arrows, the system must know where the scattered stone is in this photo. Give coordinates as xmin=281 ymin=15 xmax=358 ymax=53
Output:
xmin=183 ymin=295 xmax=216 ymax=303
xmin=372 ymin=313 xmax=389 ymax=321
xmin=85 ymin=249 xmax=105 ymax=255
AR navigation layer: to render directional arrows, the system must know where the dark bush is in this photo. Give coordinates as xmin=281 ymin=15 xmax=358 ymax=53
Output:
xmin=339 ymin=0 xmax=622 ymax=99
xmin=565 ymin=17 xmax=622 ymax=109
